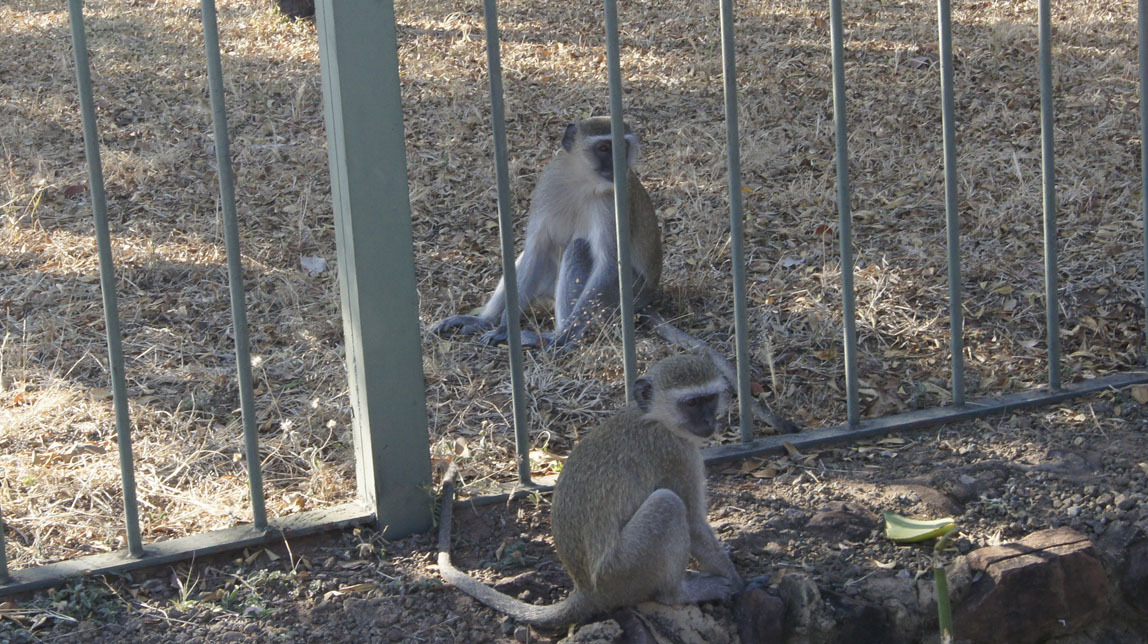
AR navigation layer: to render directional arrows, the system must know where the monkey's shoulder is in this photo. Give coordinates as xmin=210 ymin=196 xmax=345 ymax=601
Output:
xmin=558 ymin=408 xmax=698 ymax=494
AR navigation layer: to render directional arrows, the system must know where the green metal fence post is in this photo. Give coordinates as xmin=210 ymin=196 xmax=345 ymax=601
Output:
xmin=1139 ymin=0 xmax=1148 ymax=362
xmin=315 ymin=0 xmax=433 ymax=538
xmin=67 ymin=0 xmax=144 ymax=558
xmin=937 ymin=0 xmax=965 ymax=406
xmin=481 ymin=0 xmax=532 ymax=486
xmin=0 ymin=505 xmax=8 ymax=582
xmin=829 ymin=0 xmax=861 ymax=427
xmin=718 ymin=0 xmax=755 ymax=443
xmin=1038 ymin=0 xmax=1061 ymax=391
xmin=200 ymin=0 xmax=268 ymax=531
xmin=603 ymin=0 xmax=639 ymax=400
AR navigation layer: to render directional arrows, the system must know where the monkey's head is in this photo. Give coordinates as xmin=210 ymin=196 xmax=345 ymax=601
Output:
xmin=562 ymin=116 xmax=640 ymax=186
xmin=633 ymin=354 xmax=728 ymax=442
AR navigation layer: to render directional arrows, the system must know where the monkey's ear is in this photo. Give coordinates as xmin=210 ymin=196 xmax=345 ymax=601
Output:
xmin=562 ymin=123 xmax=577 ymax=151
xmin=633 ymin=377 xmax=653 ymax=413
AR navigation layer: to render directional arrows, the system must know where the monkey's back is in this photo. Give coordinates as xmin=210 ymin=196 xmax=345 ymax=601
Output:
xmin=628 ymin=175 xmax=663 ymax=306
xmin=550 ymin=406 xmax=694 ymax=593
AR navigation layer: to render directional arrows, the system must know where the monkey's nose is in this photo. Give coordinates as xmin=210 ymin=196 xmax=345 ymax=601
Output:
xmin=690 ymin=417 xmax=716 ymax=438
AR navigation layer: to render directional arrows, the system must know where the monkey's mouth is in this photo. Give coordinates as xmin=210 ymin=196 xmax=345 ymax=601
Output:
xmin=689 ymin=421 xmax=717 ymax=439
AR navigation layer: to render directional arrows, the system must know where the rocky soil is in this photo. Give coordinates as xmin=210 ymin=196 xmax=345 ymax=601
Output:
xmin=2 ymin=390 xmax=1147 ymax=643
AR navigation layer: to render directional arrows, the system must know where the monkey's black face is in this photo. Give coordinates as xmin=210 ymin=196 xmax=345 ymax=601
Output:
xmin=593 ymin=140 xmax=616 ymax=182
xmin=590 ymin=140 xmax=634 ymax=183
xmin=679 ymin=393 xmax=719 ymax=438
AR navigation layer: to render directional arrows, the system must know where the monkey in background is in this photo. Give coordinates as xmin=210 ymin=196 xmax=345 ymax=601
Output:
xmin=433 ymin=116 xmax=798 ymax=433
xmin=432 ymin=116 xmax=661 ymax=350
xmin=436 ymin=354 xmax=744 ymax=629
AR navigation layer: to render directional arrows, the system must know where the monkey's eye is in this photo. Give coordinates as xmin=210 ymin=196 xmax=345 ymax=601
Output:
xmin=683 ymin=395 xmax=712 ymax=408
xmin=596 ymin=142 xmax=610 ymax=154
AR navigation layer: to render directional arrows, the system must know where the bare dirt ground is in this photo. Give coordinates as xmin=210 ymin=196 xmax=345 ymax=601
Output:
xmin=2 ymin=0 xmax=1148 ymax=641
xmin=2 ymin=393 xmax=1147 ymax=643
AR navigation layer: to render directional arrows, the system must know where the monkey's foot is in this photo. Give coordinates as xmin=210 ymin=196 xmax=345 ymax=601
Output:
xmin=432 ymin=315 xmax=493 ymax=337
xmin=663 ymin=573 xmax=738 ymax=605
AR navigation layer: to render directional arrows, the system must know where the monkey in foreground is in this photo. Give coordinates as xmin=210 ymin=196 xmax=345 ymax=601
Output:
xmin=432 ymin=116 xmax=662 ymax=350
xmin=437 ymin=354 xmax=744 ymax=629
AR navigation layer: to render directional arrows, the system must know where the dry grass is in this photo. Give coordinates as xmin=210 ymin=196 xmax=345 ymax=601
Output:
xmin=1 ymin=0 xmax=1142 ymax=570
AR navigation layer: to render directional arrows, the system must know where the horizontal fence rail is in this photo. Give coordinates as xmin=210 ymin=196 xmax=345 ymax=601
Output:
xmin=4 ymin=0 xmax=1148 ymax=597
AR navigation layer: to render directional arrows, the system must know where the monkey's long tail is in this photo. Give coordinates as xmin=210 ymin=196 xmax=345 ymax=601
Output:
xmin=638 ymin=307 xmax=799 ymax=434
xmin=436 ymin=463 xmax=597 ymax=630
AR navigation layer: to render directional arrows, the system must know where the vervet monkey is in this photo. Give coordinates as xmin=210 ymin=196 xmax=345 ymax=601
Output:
xmin=432 ymin=116 xmax=662 ymax=350
xmin=433 ymin=116 xmax=797 ymax=433
xmin=436 ymin=354 xmax=744 ymax=629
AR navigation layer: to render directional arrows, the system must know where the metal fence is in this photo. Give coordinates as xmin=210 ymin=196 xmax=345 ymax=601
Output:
xmin=3 ymin=0 xmax=1148 ymax=595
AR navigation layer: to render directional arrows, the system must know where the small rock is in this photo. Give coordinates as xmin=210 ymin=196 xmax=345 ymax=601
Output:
xmin=514 ymin=625 xmax=531 ymax=642
xmin=1121 ymin=539 xmax=1148 ymax=616
xmin=631 ymin=602 xmax=732 ymax=644
xmin=500 ymin=616 xmax=516 ymax=635
xmin=825 ymin=592 xmax=895 ymax=644
xmin=952 ymin=527 xmax=1110 ymax=644
xmin=558 ymin=619 xmax=623 ymax=644
xmin=776 ymin=572 xmax=822 ymax=634
xmin=736 ymin=586 xmax=785 ymax=644
xmin=805 ymin=502 xmax=876 ymax=541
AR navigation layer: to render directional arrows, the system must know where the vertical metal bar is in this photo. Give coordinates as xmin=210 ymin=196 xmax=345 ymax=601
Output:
xmin=937 ymin=0 xmax=965 ymax=406
xmin=829 ymin=0 xmax=861 ymax=427
xmin=1038 ymin=0 xmax=1061 ymax=390
xmin=1139 ymin=0 xmax=1148 ymax=362
xmin=67 ymin=0 xmax=144 ymax=558
xmin=481 ymin=0 xmax=531 ymax=485
xmin=200 ymin=0 xmax=268 ymax=530
xmin=718 ymin=0 xmax=753 ymax=443
xmin=603 ymin=0 xmax=638 ymax=400
xmin=0 ymin=504 xmax=8 ymax=582
xmin=315 ymin=0 xmax=433 ymax=538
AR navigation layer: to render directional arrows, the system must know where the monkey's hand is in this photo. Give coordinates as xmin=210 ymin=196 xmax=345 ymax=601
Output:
xmin=539 ymin=330 xmax=578 ymax=355
xmin=479 ymin=326 xmax=551 ymax=349
xmin=432 ymin=315 xmax=493 ymax=337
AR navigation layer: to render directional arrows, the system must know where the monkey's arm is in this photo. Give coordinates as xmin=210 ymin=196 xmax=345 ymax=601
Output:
xmin=687 ymin=518 xmax=742 ymax=589
xmin=433 ymin=243 xmax=558 ymax=344
xmin=678 ymin=463 xmax=743 ymax=589
xmin=480 ymin=238 xmax=560 ymax=346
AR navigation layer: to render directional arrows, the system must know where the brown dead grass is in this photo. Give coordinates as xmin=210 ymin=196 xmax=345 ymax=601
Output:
xmin=0 ymin=0 xmax=1143 ymax=570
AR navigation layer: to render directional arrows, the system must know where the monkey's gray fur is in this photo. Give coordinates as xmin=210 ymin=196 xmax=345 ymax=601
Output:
xmin=432 ymin=117 xmax=796 ymax=432
xmin=432 ymin=116 xmax=661 ymax=350
xmin=436 ymin=354 xmax=744 ymax=629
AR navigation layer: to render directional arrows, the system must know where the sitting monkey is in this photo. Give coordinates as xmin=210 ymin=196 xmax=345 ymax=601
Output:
xmin=437 ymin=354 xmax=744 ymax=629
